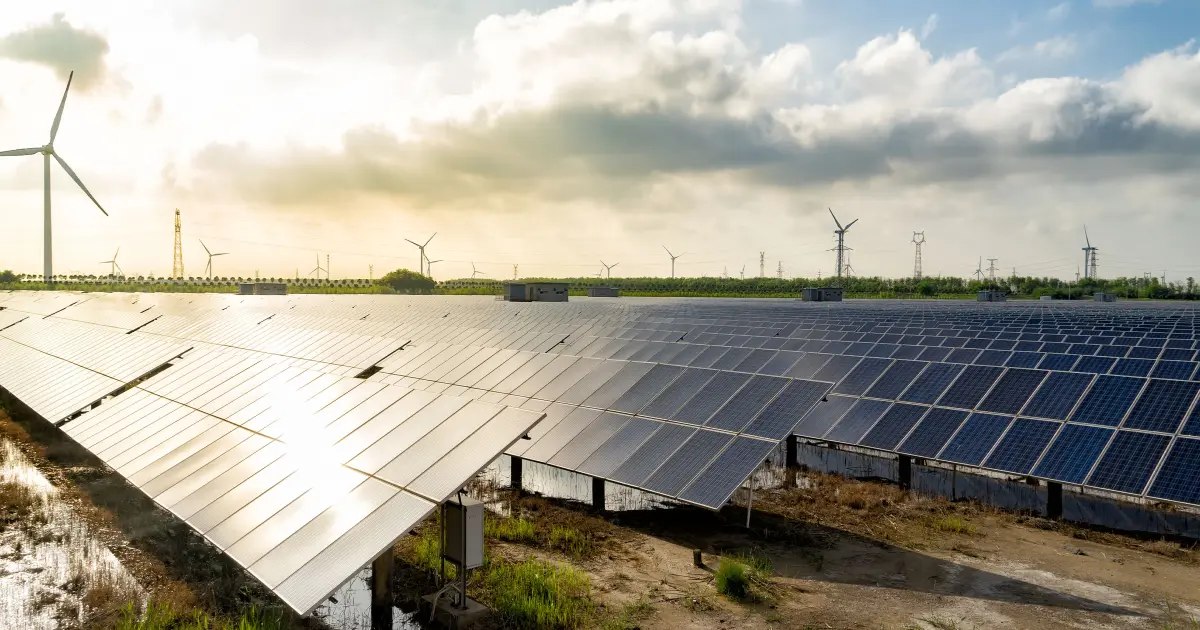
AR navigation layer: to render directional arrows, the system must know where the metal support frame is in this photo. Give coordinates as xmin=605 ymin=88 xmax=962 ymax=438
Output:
xmin=1047 ymin=482 xmax=1063 ymax=520
xmin=745 ymin=469 xmax=755 ymax=528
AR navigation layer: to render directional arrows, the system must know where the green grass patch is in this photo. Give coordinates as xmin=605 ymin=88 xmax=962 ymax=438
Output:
xmin=548 ymin=524 xmax=594 ymax=559
xmin=111 ymin=601 xmax=285 ymax=630
xmin=483 ymin=558 xmax=593 ymax=630
xmin=714 ymin=558 xmax=750 ymax=600
xmin=931 ymin=514 xmax=978 ymax=535
xmin=486 ymin=515 xmax=538 ymax=544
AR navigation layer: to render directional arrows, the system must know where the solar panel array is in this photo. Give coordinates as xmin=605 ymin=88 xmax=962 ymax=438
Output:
xmin=3 ymin=290 xmax=1200 ymax=610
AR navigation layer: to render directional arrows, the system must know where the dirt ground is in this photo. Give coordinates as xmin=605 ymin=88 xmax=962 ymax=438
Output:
xmin=495 ymin=476 xmax=1200 ymax=630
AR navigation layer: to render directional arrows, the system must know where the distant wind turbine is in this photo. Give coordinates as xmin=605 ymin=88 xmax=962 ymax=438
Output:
xmin=740 ymin=264 xmax=745 ymax=280
xmin=405 ymin=233 xmax=436 ymax=275
xmin=471 ymin=262 xmax=483 ymax=279
xmin=829 ymin=208 xmax=858 ymax=280
xmin=663 ymin=246 xmax=683 ymax=278
xmin=99 ymin=247 xmax=122 ymax=277
xmin=309 ymin=253 xmax=326 ymax=279
xmin=200 ymin=240 xmax=228 ymax=278
xmin=600 ymin=260 xmax=619 ymax=279
xmin=426 ymin=259 xmax=443 ymax=278
xmin=0 ymin=70 xmax=108 ymax=283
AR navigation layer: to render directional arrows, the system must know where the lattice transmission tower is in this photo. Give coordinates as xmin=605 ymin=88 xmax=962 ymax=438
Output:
xmin=912 ymin=231 xmax=925 ymax=280
xmin=759 ymin=252 xmax=765 ymax=278
xmin=172 ymin=209 xmax=184 ymax=280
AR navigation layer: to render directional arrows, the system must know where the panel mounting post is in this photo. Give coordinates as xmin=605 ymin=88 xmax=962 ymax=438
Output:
xmin=898 ymin=455 xmax=912 ymax=491
xmin=371 ymin=552 xmax=393 ymax=630
xmin=510 ymin=456 xmax=523 ymax=493
xmin=1047 ymin=481 xmax=1063 ymax=520
xmin=591 ymin=477 xmax=605 ymax=512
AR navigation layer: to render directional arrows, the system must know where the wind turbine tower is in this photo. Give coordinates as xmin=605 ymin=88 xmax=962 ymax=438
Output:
xmin=663 ymin=246 xmax=682 ymax=278
xmin=974 ymin=257 xmax=985 ymax=282
xmin=172 ymin=209 xmax=184 ymax=280
xmin=0 ymin=70 xmax=108 ymax=283
xmin=912 ymin=231 xmax=925 ymax=280
xmin=200 ymin=240 xmax=229 ymax=278
xmin=100 ymin=248 xmax=122 ymax=277
xmin=309 ymin=253 xmax=326 ymax=279
xmin=829 ymin=208 xmax=859 ymax=280
xmin=600 ymin=260 xmax=619 ymax=279
xmin=1082 ymin=226 xmax=1098 ymax=279
xmin=405 ymin=233 xmax=436 ymax=275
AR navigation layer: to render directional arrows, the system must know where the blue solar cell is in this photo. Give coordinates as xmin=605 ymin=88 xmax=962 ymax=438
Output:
xmin=1070 ymin=375 xmax=1145 ymax=427
xmin=1096 ymin=345 xmax=1129 ymax=358
xmin=1006 ymin=352 xmax=1043 ymax=369
xmin=964 ymin=338 xmax=991 ymax=350
xmin=826 ymin=399 xmax=892 ymax=443
xmin=1161 ymin=348 xmax=1197 ymax=362
xmin=975 ymin=350 xmax=1013 ymax=366
xmin=608 ymin=364 xmax=685 ymax=414
xmin=978 ymin=369 xmax=1047 ymax=415
xmin=609 ymin=423 xmax=696 ymax=487
xmin=1032 ymin=424 xmax=1114 ymax=484
xmin=983 ymin=418 xmax=1060 ymax=474
xmin=946 ymin=348 xmax=982 ymax=364
xmin=1127 ymin=346 xmax=1162 ymax=360
xmin=859 ymin=403 xmax=928 ymax=450
xmin=1111 ymin=358 xmax=1155 ymax=377
xmin=1021 ymin=371 xmax=1093 ymax=420
xmin=864 ymin=360 xmax=927 ymax=400
xmin=639 ymin=368 xmax=718 ymax=420
xmin=641 ymin=430 xmax=735 ymax=496
xmin=900 ymin=363 xmax=964 ymax=404
xmin=672 ymin=371 xmax=752 ymax=425
xmin=1146 ymin=438 xmax=1200 ymax=505
xmin=813 ymin=355 xmax=863 ymax=385
xmin=758 ymin=351 xmax=803 ymax=376
xmin=1068 ymin=344 xmax=1099 ymax=356
xmin=898 ymin=408 xmax=969 ymax=457
xmin=892 ymin=345 xmax=925 ymax=360
xmin=937 ymin=365 xmax=1004 ymax=410
xmin=1014 ymin=341 xmax=1043 ymax=352
xmin=705 ymin=376 xmax=789 ymax=432
xmin=867 ymin=343 xmax=899 ymax=358
xmin=917 ymin=346 xmax=953 ymax=362
xmin=1086 ymin=431 xmax=1171 ymax=495
xmin=677 ymin=437 xmax=777 ymax=508
xmin=1073 ymin=355 xmax=1117 ymax=374
xmin=577 ymin=418 xmax=664 ymax=478
xmin=988 ymin=339 xmax=1017 ymax=351
xmin=833 ymin=358 xmax=893 ymax=396
xmin=793 ymin=394 xmax=856 ymax=438
xmin=1041 ymin=342 xmax=1070 ymax=354
xmin=742 ymin=379 xmax=831 ymax=440
xmin=786 ymin=353 xmax=832 ymax=379
xmin=1151 ymin=361 xmax=1197 ymax=380
xmin=938 ymin=412 xmax=1013 ymax=465
xmin=1122 ymin=379 xmax=1200 ymax=434
xmin=1038 ymin=354 xmax=1078 ymax=371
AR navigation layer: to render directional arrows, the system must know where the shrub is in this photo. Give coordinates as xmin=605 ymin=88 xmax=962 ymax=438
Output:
xmin=714 ymin=558 xmax=750 ymax=599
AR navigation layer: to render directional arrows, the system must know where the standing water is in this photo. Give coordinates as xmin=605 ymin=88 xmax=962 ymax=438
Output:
xmin=0 ymin=439 xmax=142 ymax=629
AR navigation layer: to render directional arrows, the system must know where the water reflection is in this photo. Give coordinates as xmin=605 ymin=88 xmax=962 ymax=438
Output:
xmin=313 ymin=569 xmax=421 ymax=630
xmin=0 ymin=439 xmax=141 ymax=629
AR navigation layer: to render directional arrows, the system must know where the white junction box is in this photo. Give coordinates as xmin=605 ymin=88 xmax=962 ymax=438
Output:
xmin=443 ymin=496 xmax=484 ymax=570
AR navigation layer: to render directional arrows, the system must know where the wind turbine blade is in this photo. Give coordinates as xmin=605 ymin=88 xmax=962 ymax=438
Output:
xmin=0 ymin=147 xmax=42 ymax=157
xmin=53 ymin=154 xmax=107 ymax=216
xmin=611 ymin=263 xmax=619 ymax=269
xmin=200 ymin=240 xmax=211 ymax=255
xmin=214 ymin=252 xmax=229 ymax=257
xmin=423 ymin=232 xmax=437 ymax=247
xmin=50 ymin=71 xmax=74 ymax=144
xmin=1084 ymin=225 xmax=1091 ymax=248
xmin=114 ymin=247 xmax=119 ymax=259
xmin=663 ymin=245 xmax=673 ymax=257
xmin=828 ymin=208 xmax=843 ymax=230
xmin=844 ymin=218 xmax=859 ymax=230
xmin=404 ymin=239 xmax=420 ymax=247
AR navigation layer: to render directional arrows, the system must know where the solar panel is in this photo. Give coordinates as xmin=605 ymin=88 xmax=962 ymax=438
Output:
xmin=1121 ymin=379 xmax=1200 ymax=434
xmin=642 ymin=430 xmax=735 ymax=496
xmin=793 ymin=394 xmax=856 ymax=438
xmin=608 ymin=364 xmax=685 ymax=414
xmin=672 ymin=371 xmax=752 ymax=425
xmin=1021 ymin=371 xmax=1093 ymax=420
xmin=1031 ymin=424 xmax=1114 ymax=484
xmin=1070 ymin=375 xmax=1145 ymax=427
xmin=898 ymin=407 xmax=968 ymax=458
xmin=826 ymin=399 xmax=892 ymax=443
xmin=1145 ymin=437 xmax=1200 ymax=505
xmin=977 ymin=369 xmax=1046 ymax=415
xmin=833 ymin=358 xmax=893 ymax=396
xmin=899 ymin=362 xmax=963 ymax=404
xmin=937 ymin=365 xmax=1004 ymax=410
xmin=1087 ymin=431 xmax=1171 ymax=495
xmin=608 ymin=423 xmax=696 ymax=487
xmin=677 ymin=437 xmax=777 ymax=509
xmin=705 ymin=376 xmax=789 ymax=432
xmin=938 ymin=413 xmax=1013 ymax=466
xmin=858 ymin=403 xmax=928 ymax=451
xmin=982 ymin=418 xmax=1059 ymax=474
xmin=742 ymin=379 xmax=832 ymax=441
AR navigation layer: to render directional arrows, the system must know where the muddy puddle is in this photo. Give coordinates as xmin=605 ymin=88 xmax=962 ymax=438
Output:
xmin=0 ymin=439 xmax=141 ymax=629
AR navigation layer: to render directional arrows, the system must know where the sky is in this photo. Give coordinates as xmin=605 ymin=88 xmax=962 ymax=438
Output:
xmin=0 ymin=0 xmax=1198 ymax=282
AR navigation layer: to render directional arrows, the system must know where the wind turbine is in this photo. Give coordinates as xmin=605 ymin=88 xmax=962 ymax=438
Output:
xmin=200 ymin=240 xmax=228 ymax=278
xmin=663 ymin=246 xmax=683 ymax=278
xmin=1082 ymin=226 xmax=1098 ymax=280
xmin=426 ymin=259 xmax=443 ymax=278
xmin=600 ymin=260 xmax=619 ymax=279
xmin=471 ymin=262 xmax=483 ymax=279
xmin=0 ymin=71 xmax=108 ymax=283
xmin=99 ymin=247 xmax=122 ymax=278
xmin=405 ymin=233 xmax=436 ymax=275
xmin=740 ymin=264 xmax=745 ymax=280
xmin=309 ymin=253 xmax=326 ymax=279
xmin=829 ymin=208 xmax=858 ymax=280
xmin=973 ymin=257 xmax=985 ymax=282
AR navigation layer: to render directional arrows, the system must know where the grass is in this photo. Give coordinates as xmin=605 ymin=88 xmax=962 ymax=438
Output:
xmin=714 ymin=551 xmax=773 ymax=601
xmin=0 ymin=480 xmax=39 ymax=529
xmin=598 ymin=596 xmax=654 ymax=630
xmin=111 ymin=601 xmax=286 ymax=630
xmin=930 ymin=514 xmax=978 ymax=536
xmin=486 ymin=515 xmax=538 ymax=544
xmin=548 ymin=524 xmax=595 ymax=558
xmin=484 ymin=510 xmax=598 ymax=560
xmin=484 ymin=558 xmax=594 ymax=630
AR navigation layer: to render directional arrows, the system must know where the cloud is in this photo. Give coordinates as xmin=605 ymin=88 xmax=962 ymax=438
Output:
xmin=921 ymin=14 xmax=939 ymax=39
xmin=997 ymin=35 xmax=1079 ymax=63
xmin=0 ymin=13 xmax=110 ymax=90
xmin=1093 ymin=0 xmax=1161 ymax=7
xmin=175 ymin=1 xmax=1200 ymax=219
xmin=1047 ymin=2 xmax=1071 ymax=21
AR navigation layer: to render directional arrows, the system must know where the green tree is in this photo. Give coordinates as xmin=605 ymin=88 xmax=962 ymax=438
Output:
xmin=379 ymin=268 xmax=435 ymax=294
xmin=0 ymin=270 xmax=18 ymax=284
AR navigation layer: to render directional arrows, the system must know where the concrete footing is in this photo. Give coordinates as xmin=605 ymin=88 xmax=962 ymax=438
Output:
xmin=419 ymin=594 xmax=489 ymax=629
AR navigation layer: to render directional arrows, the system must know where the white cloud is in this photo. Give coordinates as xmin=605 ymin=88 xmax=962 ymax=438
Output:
xmin=920 ymin=13 xmax=939 ymax=39
xmin=1047 ymin=2 xmax=1071 ymax=21
xmin=997 ymin=35 xmax=1079 ymax=63
xmin=1 ymin=0 xmax=1199 ymax=280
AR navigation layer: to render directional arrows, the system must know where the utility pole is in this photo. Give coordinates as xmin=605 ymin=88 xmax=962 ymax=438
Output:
xmin=987 ymin=258 xmax=998 ymax=282
xmin=776 ymin=261 xmax=783 ymax=280
xmin=172 ymin=209 xmax=184 ymax=280
xmin=369 ymin=264 xmax=374 ymax=281
xmin=912 ymin=231 xmax=925 ymax=280
xmin=326 ymin=254 xmax=331 ymax=280
xmin=759 ymin=252 xmax=765 ymax=278
xmin=513 ymin=264 xmax=518 ymax=280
